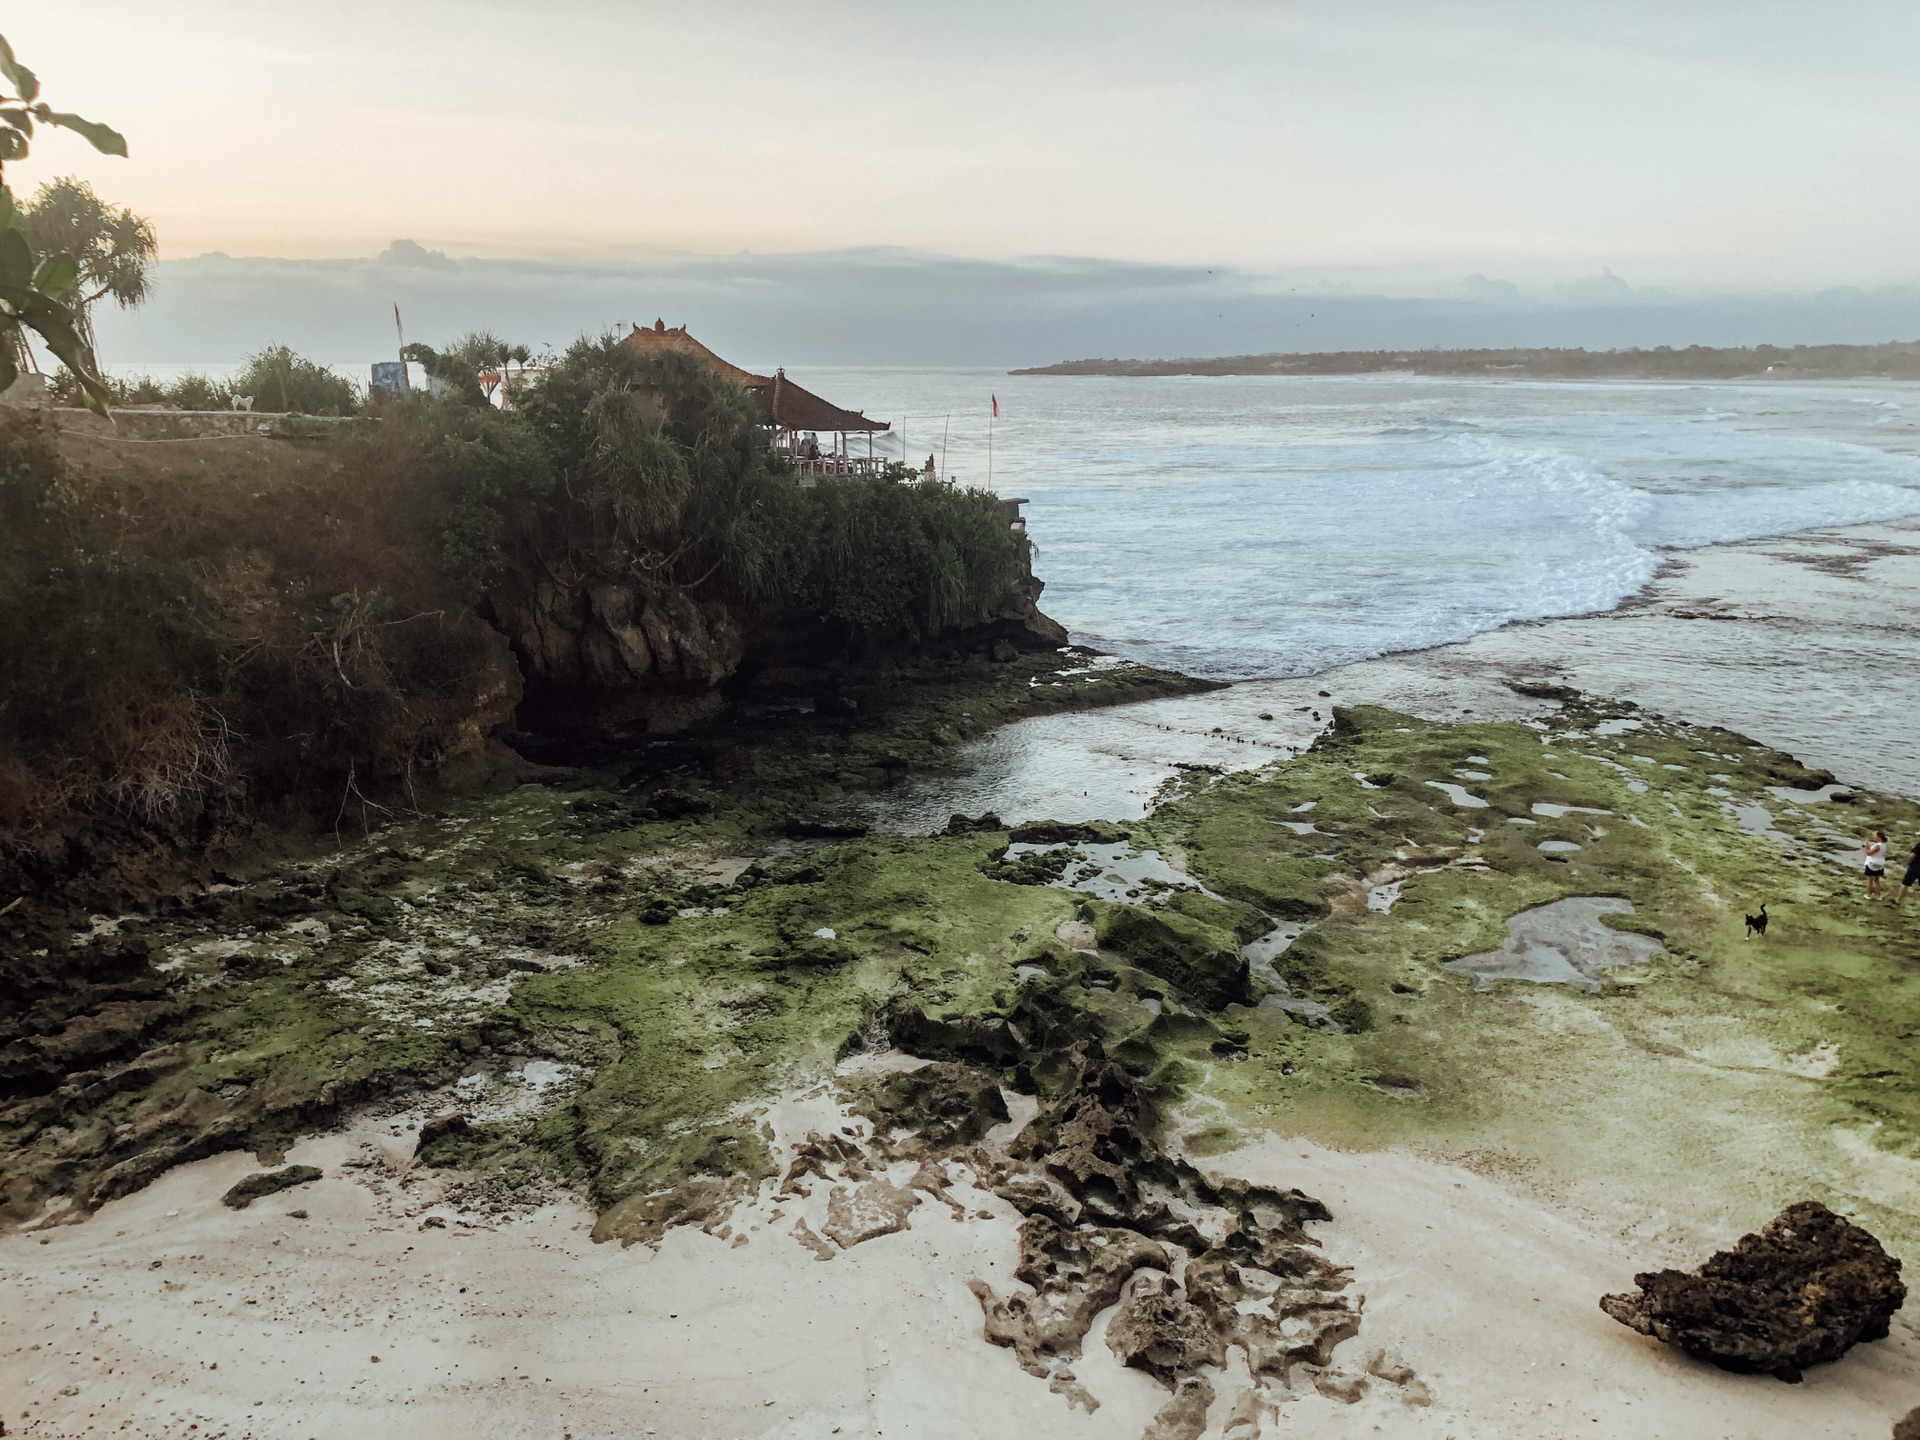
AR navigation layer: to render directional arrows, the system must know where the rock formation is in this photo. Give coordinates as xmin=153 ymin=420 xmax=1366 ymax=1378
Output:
xmin=1601 ymin=1201 xmax=1907 ymax=1381
xmin=941 ymin=1042 xmax=1361 ymax=1432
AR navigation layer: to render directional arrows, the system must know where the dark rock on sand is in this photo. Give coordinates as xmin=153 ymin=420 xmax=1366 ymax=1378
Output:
xmin=958 ymin=1044 xmax=1354 ymax=1433
xmin=1106 ymin=1270 xmax=1227 ymax=1382
xmin=220 ymin=1164 xmax=323 ymax=1210
xmin=1600 ymin=1201 xmax=1907 ymax=1381
xmin=1892 ymin=1405 xmax=1920 ymax=1440
xmin=847 ymin=1061 xmax=1010 ymax=1148
xmin=416 ymin=1112 xmax=471 ymax=1153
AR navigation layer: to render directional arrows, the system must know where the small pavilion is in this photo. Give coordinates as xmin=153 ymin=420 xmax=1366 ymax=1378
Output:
xmin=623 ymin=320 xmax=890 ymax=482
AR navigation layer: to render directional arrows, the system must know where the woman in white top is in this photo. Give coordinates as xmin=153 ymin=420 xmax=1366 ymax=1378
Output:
xmin=1863 ymin=830 xmax=1888 ymax=899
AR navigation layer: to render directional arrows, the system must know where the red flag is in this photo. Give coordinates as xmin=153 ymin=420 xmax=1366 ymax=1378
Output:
xmin=991 ymin=394 xmax=999 ymax=419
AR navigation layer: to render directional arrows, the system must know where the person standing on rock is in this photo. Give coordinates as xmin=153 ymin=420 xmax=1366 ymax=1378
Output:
xmin=1862 ymin=830 xmax=1889 ymax=900
xmin=1895 ymin=838 xmax=1920 ymax=906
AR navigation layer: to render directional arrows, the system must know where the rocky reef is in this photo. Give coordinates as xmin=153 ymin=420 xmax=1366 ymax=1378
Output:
xmin=1602 ymin=1201 xmax=1907 ymax=1381
xmin=6 ymin=666 xmax=1919 ymax=1428
xmin=960 ymin=1046 xmax=1363 ymax=1429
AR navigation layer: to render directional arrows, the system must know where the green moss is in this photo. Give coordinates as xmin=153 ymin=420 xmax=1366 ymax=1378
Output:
xmin=26 ymin=674 xmax=1920 ymax=1264
xmin=1150 ymin=700 xmax=1920 ymax=1252
xmin=1089 ymin=899 xmax=1252 ymax=1010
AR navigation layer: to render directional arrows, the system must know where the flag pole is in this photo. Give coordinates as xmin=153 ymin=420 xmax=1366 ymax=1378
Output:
xmin=393 ymin=303 xmax=408 ymax=391
xmin=987 ymin=394 xmax=997 ymax=490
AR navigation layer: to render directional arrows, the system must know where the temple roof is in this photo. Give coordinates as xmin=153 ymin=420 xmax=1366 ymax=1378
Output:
xmin=623 ymin=321 xmax=888 ymax=433
xmin=622 ymin=320 xmax=769 ymax=388
xmin=757 ymin=369 xmax=888 ymax=433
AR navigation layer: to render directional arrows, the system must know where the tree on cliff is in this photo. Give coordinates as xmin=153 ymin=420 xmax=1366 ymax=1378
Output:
xmin=0 ymin=33 xmax=127 ymax=411
xmin=402 ymin=331 xmax=531 ymax=406
xmin=231 ymin=344 xmax=361 ymax=416
xmin=17 ymin=177 xmax=156 ymax=361
xmin=412 ymin=333 xmax=1030 ymax=655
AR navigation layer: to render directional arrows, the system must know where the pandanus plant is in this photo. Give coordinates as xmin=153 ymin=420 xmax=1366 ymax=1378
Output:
xmin=0 ymin=34 xmax=127 ymax=413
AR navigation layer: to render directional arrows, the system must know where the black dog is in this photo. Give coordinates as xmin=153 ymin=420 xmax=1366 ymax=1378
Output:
xmin=1744 ymin=904 xmax=1768 ymax=939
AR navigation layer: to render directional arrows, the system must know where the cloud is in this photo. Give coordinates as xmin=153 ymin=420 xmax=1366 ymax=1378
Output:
xmin=1461 ymin=273 xmax=1522 ymax=304
xmin=91 ymin=245 xmax=1920 ymax=370
xmin=374 ymin=238 xmax=457 ymax=270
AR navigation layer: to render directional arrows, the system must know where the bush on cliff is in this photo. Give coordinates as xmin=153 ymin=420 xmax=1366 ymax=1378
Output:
xmin=414 ymin=335 xmax=1029 ymax=643
xmin=0 ymin=418 xmax=515 ymax=899
xmin=0 ymin=427 xmax=226 ymax=840
xmin=231 ymin=345 xmax=362 ymax=416
xmin=1 ymin=334 xmax=1033 ymax=899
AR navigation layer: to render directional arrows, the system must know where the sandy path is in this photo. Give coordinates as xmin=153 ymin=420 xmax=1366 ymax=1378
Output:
xmin=5 ymin=1097 xmax=1914 ymax=1440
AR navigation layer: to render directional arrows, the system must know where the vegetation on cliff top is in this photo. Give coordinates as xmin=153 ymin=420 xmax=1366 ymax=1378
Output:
xmin=0 ymin=337 xmax=1037 ymax=903
xmin=419 ymin=335 xmax=1029 ymax=638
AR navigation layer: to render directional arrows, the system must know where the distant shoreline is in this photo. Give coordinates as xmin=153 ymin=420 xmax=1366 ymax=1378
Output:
xmin=1011 ymin=340 xmax=1920 ymax=380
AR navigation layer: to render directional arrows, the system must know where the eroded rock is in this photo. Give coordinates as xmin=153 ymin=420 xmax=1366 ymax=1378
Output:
xmin=220 ymin=1164 xmax=322 ymax=1210
xmin=1143 ymin=1375 xmax=1215 ymax=1440
xmin=969 ymin=1215 xmax=1169 ymax=1374
xmin=591 ymin=1176 xmax=733 ymax=1249
xmin=960 ymin=1043 xmax=1353 ymax=1435
xmin=821 ymin=1179 xmax=919 ymax=1249
xmin=1106 ymin=1270 xmax=1226 ymax=1383
xmin=1600 ymin=1201 xmax=1906 ymax=1381
xmin=847 ymin=1062 xmax=1010 ymax=1149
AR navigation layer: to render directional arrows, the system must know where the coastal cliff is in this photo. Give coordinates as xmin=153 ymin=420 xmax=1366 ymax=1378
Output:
xmin=0 ymin=341 xmax=1073 ymax=914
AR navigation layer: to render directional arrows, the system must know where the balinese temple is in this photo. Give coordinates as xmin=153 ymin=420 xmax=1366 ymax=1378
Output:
xmin=623 ymin=320 xmax=889 ymax=482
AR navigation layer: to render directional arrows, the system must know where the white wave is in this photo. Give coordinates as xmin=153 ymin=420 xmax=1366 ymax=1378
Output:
xmin=1636 ymin=479 xmax=1920 ymax=549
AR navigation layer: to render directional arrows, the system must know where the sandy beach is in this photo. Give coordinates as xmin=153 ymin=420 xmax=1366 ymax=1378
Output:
xmin=5 ymin=1068 xmax=1914 ymax=1440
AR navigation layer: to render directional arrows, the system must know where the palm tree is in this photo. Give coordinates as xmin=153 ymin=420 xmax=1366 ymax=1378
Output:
xmin=17 ymin=177 xmax=156 ymax=359
xmin=0 ymin=33 xmax=130 ymax=411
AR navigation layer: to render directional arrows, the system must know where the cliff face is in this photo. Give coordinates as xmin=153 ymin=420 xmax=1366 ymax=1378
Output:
xmin=488 ymin=555 xmax=1066 ymax=741
xmin=3 ymin=397 xmax=1071 ymax=906
xmin=488 ymin=577 xmax=746 ymax=733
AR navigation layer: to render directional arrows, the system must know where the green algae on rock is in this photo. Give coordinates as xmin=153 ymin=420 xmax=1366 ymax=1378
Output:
xmin=1148 ymin=699 xmax=1920 ymax=1254
xmin=0 ymin=646 xmax=1206 ymax=1229
xmin=10 ymin=677 xmax=1919 ymax=1296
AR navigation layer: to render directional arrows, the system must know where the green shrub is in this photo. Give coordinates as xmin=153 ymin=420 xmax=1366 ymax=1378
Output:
xmin=51 ymin=368 xmax=236 ymax=410
xmin=233 ymin=345 xmax=361 ymax=416
xmin=0 ymin=425 xmax=226 ymax=836
xmin=420 ymin=332 xmax=1028 ymax=640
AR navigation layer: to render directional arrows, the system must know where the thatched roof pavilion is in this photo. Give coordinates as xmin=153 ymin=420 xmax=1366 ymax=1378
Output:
xmin=623 ymin=321 xmax=889 ymax=471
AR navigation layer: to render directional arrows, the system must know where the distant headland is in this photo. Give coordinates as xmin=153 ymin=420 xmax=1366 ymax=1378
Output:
xmin=1011 ymin=340 xmax=1920 ymax=380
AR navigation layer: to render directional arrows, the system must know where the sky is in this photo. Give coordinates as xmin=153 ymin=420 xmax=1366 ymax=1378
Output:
xmin=19 ymin=3 xmax=1920 ymax=364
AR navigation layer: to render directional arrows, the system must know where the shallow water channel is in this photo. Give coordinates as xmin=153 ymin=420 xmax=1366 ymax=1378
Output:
xmin=1442 ymin=896 xmax=1662 ymax=993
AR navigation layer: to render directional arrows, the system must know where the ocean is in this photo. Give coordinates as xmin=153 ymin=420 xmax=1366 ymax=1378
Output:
xmin=109 ymin=358 xmax=1920 ymax=703
xmin=797 ymin=369 xmax=1920 ymax=681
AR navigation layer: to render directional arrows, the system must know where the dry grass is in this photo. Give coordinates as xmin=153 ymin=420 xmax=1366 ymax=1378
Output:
xmin=0 ymin=415 xmax=518 ymax=901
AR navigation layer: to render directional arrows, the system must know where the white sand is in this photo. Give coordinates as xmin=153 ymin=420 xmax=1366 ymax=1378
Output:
xmin=5 ymin=1090 xmax=1915 ymax=1440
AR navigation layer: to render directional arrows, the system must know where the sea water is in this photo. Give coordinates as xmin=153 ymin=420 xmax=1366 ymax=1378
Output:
xmin=799 ymin=370 xmax=1920 ymax=680
xmin=114 ymin=358 xmax=1920 ymax=717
